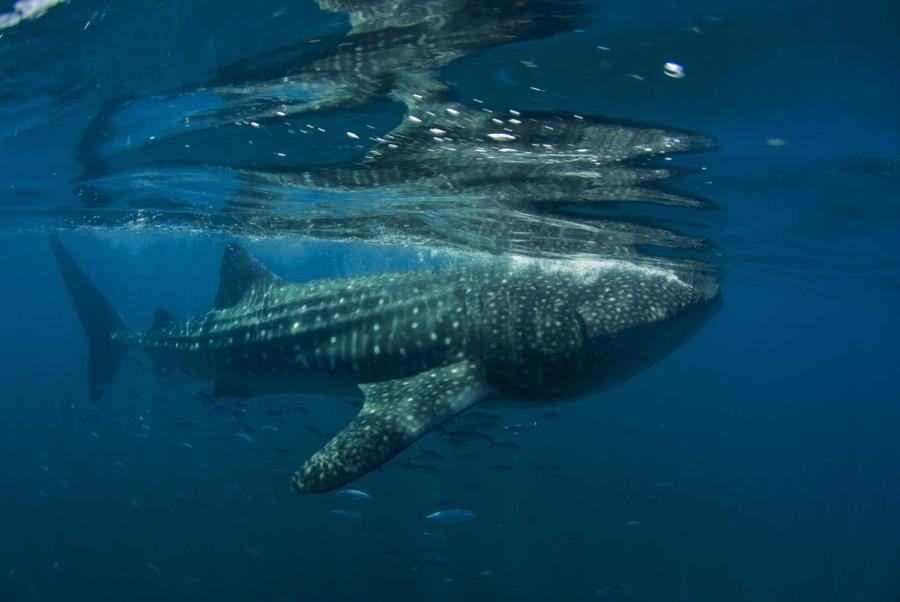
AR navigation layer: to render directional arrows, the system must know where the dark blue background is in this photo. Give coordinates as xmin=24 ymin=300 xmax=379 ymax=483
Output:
xmin=1 ymin=0 xmax=898 ymax=600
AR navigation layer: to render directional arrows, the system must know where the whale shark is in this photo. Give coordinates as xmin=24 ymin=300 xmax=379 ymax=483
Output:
xmin=50 ymin=236 xmax=720 ymax=492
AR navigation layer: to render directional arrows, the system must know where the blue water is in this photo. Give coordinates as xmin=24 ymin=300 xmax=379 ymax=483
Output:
xmin=1 ymin=1 xmax=899 ymax=601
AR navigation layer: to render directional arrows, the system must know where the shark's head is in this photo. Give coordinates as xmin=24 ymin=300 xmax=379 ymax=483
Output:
xmin=571 ymin=260 xmax=722 ymax=392
xmin=481 ymin=257 xmax=721 ymax=398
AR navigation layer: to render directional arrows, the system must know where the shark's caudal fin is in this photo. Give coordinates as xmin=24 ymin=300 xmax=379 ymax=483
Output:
xmin=293 ymin=360 xmax=492 ymax=493
xmin=49 ymin=236 xmax=130 ymax=402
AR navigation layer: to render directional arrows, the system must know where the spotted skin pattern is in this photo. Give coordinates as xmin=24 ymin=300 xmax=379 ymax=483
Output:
xmin=75 ymin=243 xmax=720 ymax=492
xmin=295 ymin=359 xmax=488 ymax=492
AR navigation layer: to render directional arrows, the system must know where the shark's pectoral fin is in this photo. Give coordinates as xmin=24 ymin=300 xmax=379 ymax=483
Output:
xmin=292 ymin=360 xmax=491 ymax=493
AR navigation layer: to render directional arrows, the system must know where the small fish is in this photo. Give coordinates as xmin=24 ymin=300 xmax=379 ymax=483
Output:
xmin=235 ymin=433 xmax=254 ymax=444
xmin=261 ymin=409 xmax=284 ymax=417
xmin=336 ymin=488 xmax=371 ymax=501
xmin=82 ymin=412 xmax=103 ymax=424
xmin=478 ymin=570 xmax=495 ymax=577
xmin=417 ymin=448 xmax=444 ymax=461
xmin=289 ymin=405 xmax=309 ymax=414
xmin=260 ymin=425 xmax=279 ymax=432
xmin=331 ymin=509 xmax=362 ymax=520
xmin=179 ymin=441 xmax=193 ymax=449
xmin=144 ymin=561 xmax=161 ymax=577
xmin=624 ymin=520 xmax=642 ymax=528
xmin=191 ymin=391 xmax=214 ymax=404
xmin=306 ymin=426 xmax=330 ymax=439
xmin=397 ymin=462 xmax=443 ymax=476
xmin=489 ymin=464 xmax=515 ymax=473
xmin=414 ymin=556 xmax=449 ymax=570
xmin=491 ymin=441 xmax=520 ymax=450
xmin=528 ymin=463 xmax=564 ymax=478
xmin=273 ymin=447 xmax=293 ymax=455
xmin=231 ymin=420 xmax=256 ymax=434
xmin=431 ymin=498 xmax=460 ymax=509
xmin=421 ymin=530 xmax=447 ymax=540
xmin=504 ymin=424 xmax=529 ymax=435
xmin=242 ymin=547 xmax=263 ymax=559
xmin=534 ymin=411 xmax=560 ymax=421
xmin=128 ymin=497 xmax=139 ymax=508
xmin=425 ymin=509 xmax=476 ymax=524
xmin=596 ymin=584 xmax=630 ymax=598
xmin=176 ymin=420 xmax=201 ymax=428
xmin=457 ymin=452 xmax=480 ymax=460
xmin=467 ymin=411 xmax=502 ymax=422
xmin=444 ymin=430 xmax=494 ymax=444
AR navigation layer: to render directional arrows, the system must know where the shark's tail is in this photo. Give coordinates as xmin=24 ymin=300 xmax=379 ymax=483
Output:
xmin=49 ymin=235 xmax=130 ymax=402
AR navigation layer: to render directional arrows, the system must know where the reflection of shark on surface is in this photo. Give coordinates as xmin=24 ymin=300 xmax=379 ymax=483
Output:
xmin=63 ymin=0 xmax=717 ymax=265
xmin=238 ymin=105 xmax=715 ymax=209
xmin=73 ymin=0 xmax=709 ymax=209
xmin=200 ymin=0 xmax=593 ymax=121
xmin=224 ymin=194 xmax=711 ymax=259
xmin=222 ymin=103 xmax=716 ymax=256
xmin=51 ymin=235 xmax=721 ymax=492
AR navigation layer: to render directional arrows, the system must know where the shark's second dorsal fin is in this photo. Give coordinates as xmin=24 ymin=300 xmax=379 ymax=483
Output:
xmin=149 ymin=307 xmax=176 ymax=331
xmin=214 ymin=243 xmax=282 ymax=309
xmin=292 ymin=360 xmax=492 ymax=493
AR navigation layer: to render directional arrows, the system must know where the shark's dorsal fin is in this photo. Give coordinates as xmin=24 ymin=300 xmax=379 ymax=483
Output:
xmin=292 ymin=360 xmax=492 ymax=493
xmin=213 ymin=243 xmax=282 ymax=309
xmin=149 ymin=307 xmax=177 ymax=332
